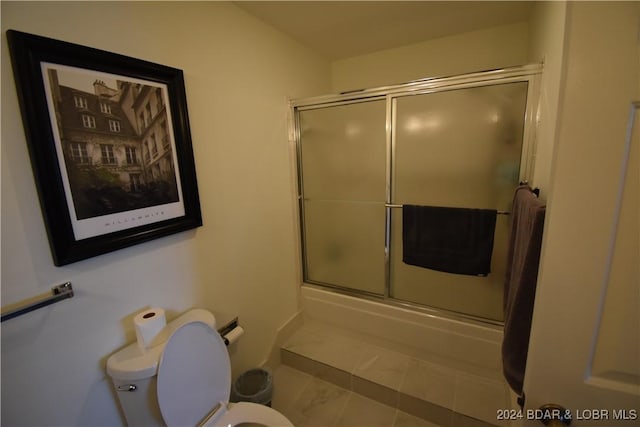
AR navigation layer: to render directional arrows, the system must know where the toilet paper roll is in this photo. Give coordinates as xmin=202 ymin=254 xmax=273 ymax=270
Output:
xmin=134 ymin=308 xmax=167 ymax=350
xmin=223 ymin=326 xmax=244 ymax=346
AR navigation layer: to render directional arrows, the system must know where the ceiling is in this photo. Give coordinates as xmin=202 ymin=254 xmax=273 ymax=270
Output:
xmin=235 ymin=1 xmax=534 ymax=61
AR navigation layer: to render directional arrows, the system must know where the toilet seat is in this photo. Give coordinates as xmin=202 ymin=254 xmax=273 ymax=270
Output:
xmin=157 ymin=320 xmax=293 ymax=427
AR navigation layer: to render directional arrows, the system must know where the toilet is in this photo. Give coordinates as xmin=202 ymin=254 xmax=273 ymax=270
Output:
xmin=106 ymin=309 xmax=293 ymax=427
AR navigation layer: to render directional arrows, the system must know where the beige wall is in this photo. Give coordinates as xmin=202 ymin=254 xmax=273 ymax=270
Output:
xmin=329 ymin=11 xmax=570 ymax=199
xmin=1 ymin=2 xmax=329 ymax=425
xmin=331 ymin=22 xmax=529 ymax=93
xmin=329 ymin=9 xmax=568 ymax=200
xmin=527 ymin=1 xmax=568 ymax=199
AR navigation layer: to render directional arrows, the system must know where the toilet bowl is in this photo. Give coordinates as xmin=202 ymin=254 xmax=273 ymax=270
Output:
xmin=107 ymin=309 xmax=293 ymax=427
xmin=203 ymin=402 xmax=292 ymax=427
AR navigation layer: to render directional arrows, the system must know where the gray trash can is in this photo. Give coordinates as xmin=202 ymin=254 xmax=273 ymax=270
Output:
xmin=231 ymin=368 xmax=273 ymax=407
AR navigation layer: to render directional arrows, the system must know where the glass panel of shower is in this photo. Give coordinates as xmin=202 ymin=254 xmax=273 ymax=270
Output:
xmin=390 ymin=82 xmax=529 ymax=321
xmin=294 ymin=65 xmax=539 ymax=323
xmin=298 ymin=100 xmax=387 ymax=295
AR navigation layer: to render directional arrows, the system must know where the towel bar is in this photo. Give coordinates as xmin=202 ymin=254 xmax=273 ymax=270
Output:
xmin=385 ymin=204 xmax=510 ymax=215
xmin=1 ymin=282 xmax=74 ymax=322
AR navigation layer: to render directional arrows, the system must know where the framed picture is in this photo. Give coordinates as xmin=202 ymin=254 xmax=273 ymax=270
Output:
xmin=7 ymin=30 xmax=202 ymax=266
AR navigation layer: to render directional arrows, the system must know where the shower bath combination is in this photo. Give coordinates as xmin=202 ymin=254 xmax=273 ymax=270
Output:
xmin=291 ymin=64 xmax=541 ymax=325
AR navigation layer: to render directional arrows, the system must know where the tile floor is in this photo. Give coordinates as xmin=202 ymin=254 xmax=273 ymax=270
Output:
xmin=270 ymin=319 xmax=513 ymax=427
xmin=272 ymin=364 xmax=440 ymax=427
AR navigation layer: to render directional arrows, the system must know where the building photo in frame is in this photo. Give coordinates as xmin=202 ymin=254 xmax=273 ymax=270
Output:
xmin=7 ymin=30 xmax=202 ymax=265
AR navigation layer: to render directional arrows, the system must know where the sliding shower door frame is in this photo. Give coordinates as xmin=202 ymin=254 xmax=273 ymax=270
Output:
xmin=291 ymin=64 xmax=542 ymax=325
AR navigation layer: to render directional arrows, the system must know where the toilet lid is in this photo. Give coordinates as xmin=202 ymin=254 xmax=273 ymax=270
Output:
xmin=157 ymin=321 xmax=231 ymax=426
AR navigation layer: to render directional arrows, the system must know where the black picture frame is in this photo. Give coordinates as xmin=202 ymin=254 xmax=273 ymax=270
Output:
xmin=7 ymin=30 xmax=202 ymax=266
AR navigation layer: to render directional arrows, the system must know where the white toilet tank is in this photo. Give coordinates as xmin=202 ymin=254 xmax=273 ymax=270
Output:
xmin=111 ymin=376 xmax=163 ymax=426
xmin=106 ymin=309 xmax=216 ymax=426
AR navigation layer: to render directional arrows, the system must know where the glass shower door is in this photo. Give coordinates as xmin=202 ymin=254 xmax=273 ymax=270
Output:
xmin=298 ymin=100 xmax=387 ymax=295
xmin=390 ymin=82 xmax=529 ymax=321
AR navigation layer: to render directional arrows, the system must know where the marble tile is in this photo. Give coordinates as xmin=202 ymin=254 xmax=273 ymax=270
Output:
xmin=398 ymin=392 xmax=453 ymax=427
xmin=281 ymin=350 xmax=320 ymax=377
xmin=454 ymin=373 xmax=510 ymax=426
xmin=314 ymin=361 xmax=352 ymax=390
xmin=318 ymin=334 xmax=369 ymax=373
xmin=279 ymin=318 xmax=510 ymax=427
xmin=298 ymin=320 xmax=338 ymax=335
xmin=394 ymin=411 xmax=445 ymax=427
xmin=352 ymin=375 xmax=398 ymax=408
xmin=335 ymin=393 xmax=397 ymax=427
xmin=401 ymin=358 xmax=457 ymax=410
xmin=281 ymin=348 xmax=354 ymax=390
xmin=283 ymin=377 xmax=351 ymax=427
xmin=353 ymin=344 xmax=411 ymax=390
xmin=271 ymin=364 xmax=313 ymax=414
xmin=284 ymin=327 xmax=367 ymax=373
xmin=452 ymin=412 xmax=500 ymax=427
xmin=283 ymin=328 xmax=328 ymax=358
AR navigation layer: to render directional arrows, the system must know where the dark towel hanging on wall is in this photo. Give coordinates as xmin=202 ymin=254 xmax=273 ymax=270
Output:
xmin=402 ymin=205 xmax=497 ymax=276
xmin=502 ymin=185 xmax=546 ymax=396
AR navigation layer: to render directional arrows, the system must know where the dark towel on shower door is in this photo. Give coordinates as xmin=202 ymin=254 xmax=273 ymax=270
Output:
xmin=502 ymin=186 xmax=546 ymax=395
xmin=402 ymin=205 xmax=497 ymax=276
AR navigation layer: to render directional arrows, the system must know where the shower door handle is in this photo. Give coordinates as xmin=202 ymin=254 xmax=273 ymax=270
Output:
xmin=538 ymin=404 xmax=572 ymax=426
